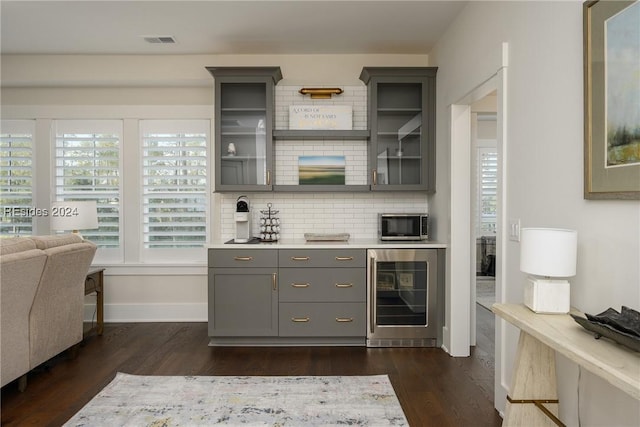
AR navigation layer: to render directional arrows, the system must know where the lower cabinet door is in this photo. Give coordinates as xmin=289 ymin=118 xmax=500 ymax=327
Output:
xmin=279 ymin=302 xmax=365 ymax=337
xmin=209 ymin=268 xmax=278 ymax=337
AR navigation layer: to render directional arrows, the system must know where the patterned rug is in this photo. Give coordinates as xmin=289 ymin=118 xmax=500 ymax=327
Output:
xmin=64 ymin=373 xmax=408 ymax=426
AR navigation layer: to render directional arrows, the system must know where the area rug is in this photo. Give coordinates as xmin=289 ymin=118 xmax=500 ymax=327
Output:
xmin=64 ymin=373 xmax=409 ymax=426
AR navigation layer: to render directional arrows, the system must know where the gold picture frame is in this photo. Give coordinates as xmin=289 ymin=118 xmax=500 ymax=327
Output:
xmin=583 ymin=0 xmax=640 ymax=199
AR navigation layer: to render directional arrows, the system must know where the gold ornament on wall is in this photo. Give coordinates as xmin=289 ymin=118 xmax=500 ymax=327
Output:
xmin=299 ymin=87 xmax=343 ymax=99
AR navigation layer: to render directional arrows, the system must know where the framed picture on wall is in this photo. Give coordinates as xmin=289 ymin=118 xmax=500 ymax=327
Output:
xmin=583 ymin=0 xmax=640 ymax=199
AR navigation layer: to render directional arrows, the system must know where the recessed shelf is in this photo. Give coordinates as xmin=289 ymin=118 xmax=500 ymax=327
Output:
xmin=221 ymin=107 xmax=266 ymax=111
xmin=221 ymin=156 xmax=266 ymax=160
xmin=273 ymin=184 xmax=370 ymax=192
xmin=273 ymin=130 xmax=370 ymax=140
xmin=377 ymin=108 xmax=421 ymax=113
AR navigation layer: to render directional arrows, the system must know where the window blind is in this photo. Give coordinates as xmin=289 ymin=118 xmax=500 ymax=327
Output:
xmin=54 ymin=120 xmax=121 ymax=248
xmin=0 ymin=120 xmax=35 ymax=236
xmin=141 ymin=120 xmax=209 ymax=249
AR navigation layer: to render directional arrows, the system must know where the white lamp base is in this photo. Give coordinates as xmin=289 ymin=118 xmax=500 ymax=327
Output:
xmin=524 ymin=277 xmax=570 ymax=314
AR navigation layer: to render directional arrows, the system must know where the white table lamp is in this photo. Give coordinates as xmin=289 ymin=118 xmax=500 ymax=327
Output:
xmin=520 ymin=227 xmax=577 ymax=314
xmin=50 ymin=200 xmax=99 ymax=239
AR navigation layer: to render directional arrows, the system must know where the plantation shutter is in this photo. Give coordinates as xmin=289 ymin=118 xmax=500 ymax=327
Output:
xmin=477 ymin=147 xmax=498 ymax=235
xmin=54 ymin=120 xmax=122 ymax=250
xmin=0 ymin=120 xmax=35 ymax=236
xmin=141 ymin=120 xmax=209 ymax=251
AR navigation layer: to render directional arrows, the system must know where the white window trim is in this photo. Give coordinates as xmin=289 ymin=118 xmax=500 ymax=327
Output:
xmin=3 ymin=105 xmax=213 ymax=268
xmin=476 ymin=139 xmax=497 ymax=237
xmin=139 ymin=119 xmax=210 ymax=263
xmin=0 ymin=119 xmax=36 ymax=236
xmin=53 ymin=119 xmax=124 ymax=264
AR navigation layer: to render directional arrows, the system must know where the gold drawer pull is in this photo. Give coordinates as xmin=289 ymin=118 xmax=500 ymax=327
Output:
xmin=291 ymin=317 xmax=310 ymax=323
xmin=335 ymin=256 xmax=354 ymax=261
xmin=291 ymin=283 xmax=310 ymax=288
xmin=335 ymin=283 xmax=353 ymax=288
xmin=291 ymin=256 xmax=310 ymax=261
xmin=336 ymin=317 xmax=354 ymax=323
xmin=234 ymin=256 xmax=253 ymax=261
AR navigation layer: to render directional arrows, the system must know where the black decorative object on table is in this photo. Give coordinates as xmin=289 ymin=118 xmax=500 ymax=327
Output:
xmin=571 ymin=306 xmax=640 ymax=352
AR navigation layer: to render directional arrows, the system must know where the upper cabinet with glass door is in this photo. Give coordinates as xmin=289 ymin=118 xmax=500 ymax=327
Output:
xmin=207 ymin=67 xmax=282 ymax=192
xmin=360 ymin=67 xmax=437 ymax=192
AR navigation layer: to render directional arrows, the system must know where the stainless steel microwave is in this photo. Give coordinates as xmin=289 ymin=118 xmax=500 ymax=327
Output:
xmin=379 ymin=214 xmax=429 ymax=241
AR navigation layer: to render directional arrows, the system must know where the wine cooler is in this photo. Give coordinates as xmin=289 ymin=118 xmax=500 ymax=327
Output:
xmin=366 ymin=248 xmax=442 ymax=347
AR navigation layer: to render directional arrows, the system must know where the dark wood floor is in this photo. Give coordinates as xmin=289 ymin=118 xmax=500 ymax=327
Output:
xmin=1 ymin=321 xmax=501 ymax=427
xmin=476 ymin=302 xmax=496 ymax=359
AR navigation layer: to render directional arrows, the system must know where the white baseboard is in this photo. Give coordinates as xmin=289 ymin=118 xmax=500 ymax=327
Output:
xmin=84 ymin=303 xmax=208 ymax=323
xmin=441 ymin=325 xmax=451 ymax=354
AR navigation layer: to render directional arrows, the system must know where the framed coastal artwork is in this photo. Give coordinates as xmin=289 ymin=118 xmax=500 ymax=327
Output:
xmin=298 ymin=155 xmax=346 ymax=185
xmin=584 ymin=0 xmax=640 ymax=199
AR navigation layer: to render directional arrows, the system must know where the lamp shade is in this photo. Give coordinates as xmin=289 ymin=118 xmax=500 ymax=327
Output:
xmin=50 ymin=201 xmax=99 ymax=232
xmin=520 ymin=228 xmax=577 ymax=277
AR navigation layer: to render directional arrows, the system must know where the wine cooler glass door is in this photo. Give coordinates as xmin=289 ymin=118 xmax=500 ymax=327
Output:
xmin=367 ymin=249 xmax=439 ymax=346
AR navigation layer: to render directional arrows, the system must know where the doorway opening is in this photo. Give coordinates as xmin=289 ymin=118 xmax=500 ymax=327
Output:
xmin=448 ymin=49 xmax=508 ymax=413
xmin=471 ymin=98 xmax=497 ymax=361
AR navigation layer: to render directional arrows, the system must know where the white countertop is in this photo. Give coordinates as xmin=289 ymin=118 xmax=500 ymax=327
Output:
xmin=209 ymin=238 xmax=447 ymax=249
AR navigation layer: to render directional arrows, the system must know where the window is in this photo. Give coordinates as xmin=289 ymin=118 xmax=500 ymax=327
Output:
xmin=477 ymin=146 xmax=497 ymax=235
xmin=0 ymin=120 xmax=35 ymax=236
xmin=141 ymin=120 xmax=209 ymax=257
xmin=54 ymin=120 xmax=122 ymax=255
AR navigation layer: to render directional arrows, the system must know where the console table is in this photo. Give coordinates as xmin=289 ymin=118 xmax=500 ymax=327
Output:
xmin=84 ymin=267 xmax=105 ymax=335
xmin=492 ymin=303 xmax=640 ymax=427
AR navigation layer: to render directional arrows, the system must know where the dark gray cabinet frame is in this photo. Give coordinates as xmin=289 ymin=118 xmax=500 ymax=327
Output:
xmin=207 ymin=66 xmax=437 ymax=193
xmin=207 ymin=67 xmax=283 ymax=192
xmin=360 ymin=67 xmax=438 ymax=192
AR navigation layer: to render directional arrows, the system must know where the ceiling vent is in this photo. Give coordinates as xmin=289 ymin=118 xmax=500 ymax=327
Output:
xmin=143 ymin=36 xmax=177 ymax=44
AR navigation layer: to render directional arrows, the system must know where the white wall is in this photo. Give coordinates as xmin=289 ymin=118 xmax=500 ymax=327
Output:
xmin=1 ymin=53 xmax=431 ymax=323
xmin=430 ymin=1 xmax=639 ymax=425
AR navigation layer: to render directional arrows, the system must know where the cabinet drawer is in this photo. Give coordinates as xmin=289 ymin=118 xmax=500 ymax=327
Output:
xmin=279 ymin=268 xmax=365 ymax=302
xmin=278 ymin=249 xmax=365 ymax=268
xmin=279 ymin=303 xmax=365 ymax=337
xmin=209 ymin=249 xmax=277 ymax=268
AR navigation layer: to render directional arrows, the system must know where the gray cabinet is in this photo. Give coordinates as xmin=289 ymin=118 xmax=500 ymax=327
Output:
xmin=208 ymin=66 xmax=437 ymax=193
xmin=279 ymin=268 xmax=364 ymax=302
xmin=278 ymin=249 xmax=366 ymax=268
xmin=278 ymin=249 xmax=366 ymax=338
xmin=206 ymin=67 xmax=282 ymax=192
xmin=208 ymin=248 xmax=366 ymax=344
xmin=208 ymin=249 xmax=278 ymax=337
xmin=360 ymin=67 xmax=438 ymax=192
xmin=279 ymin=303 xmax=365 ymax=337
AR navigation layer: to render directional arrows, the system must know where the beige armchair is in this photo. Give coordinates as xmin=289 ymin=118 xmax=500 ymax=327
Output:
xmin=0 ymin=234 xmax=97 ymax=389
xmin=0 ymin=238 xmax=47 ymax=388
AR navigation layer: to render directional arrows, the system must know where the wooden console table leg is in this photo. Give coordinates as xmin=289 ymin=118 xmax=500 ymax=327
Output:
xmin=503 ymin=331 xmax=563 ymax=427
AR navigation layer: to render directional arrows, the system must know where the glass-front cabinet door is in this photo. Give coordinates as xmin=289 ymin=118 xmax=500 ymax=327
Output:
xmin=360 ymin=68 xmax=437 ymax=192
xmin=207 ymin=67 xmax=282 ymax=192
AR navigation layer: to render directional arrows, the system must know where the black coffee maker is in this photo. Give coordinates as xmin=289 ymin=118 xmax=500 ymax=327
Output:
xmin=234 ymin=196 xmax=250 ymax=243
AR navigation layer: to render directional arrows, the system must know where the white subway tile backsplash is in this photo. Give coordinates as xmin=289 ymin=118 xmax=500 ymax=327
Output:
xmin=218 ymin=192 xmax=428 ymax=241
xmin=214 ymin=83 xmax=429 ymax=242
xmin=275 ymin=85 xmax=367 ymax=130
